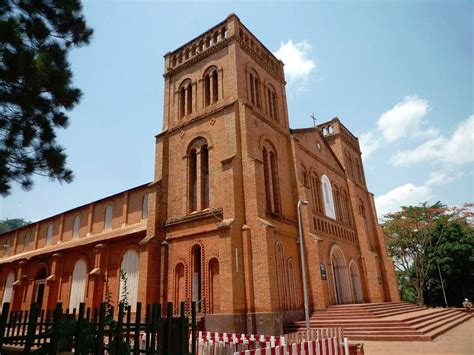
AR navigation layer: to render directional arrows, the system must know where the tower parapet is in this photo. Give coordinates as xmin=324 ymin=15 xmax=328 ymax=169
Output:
xmin=319 ymin=118 xmax=361 ymax=154
xmin=164 ymin=14 xmax=284 ymax=82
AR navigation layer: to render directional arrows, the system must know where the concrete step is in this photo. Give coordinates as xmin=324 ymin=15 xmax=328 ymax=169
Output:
xmin=417 ymin=312 xmax=470 ymax=334
xmin=346 ymin=334 xmax=432 ymax=341
xmin=423 ymin=314 xmax=472 ymax=339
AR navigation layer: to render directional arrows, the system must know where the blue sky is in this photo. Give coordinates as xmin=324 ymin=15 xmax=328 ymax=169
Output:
xmin=1 ymin=0 xmax=472 ymax=222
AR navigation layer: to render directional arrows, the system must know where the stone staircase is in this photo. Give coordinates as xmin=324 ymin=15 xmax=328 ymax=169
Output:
xmin=285 ymin=302 xmax=472 ymax=341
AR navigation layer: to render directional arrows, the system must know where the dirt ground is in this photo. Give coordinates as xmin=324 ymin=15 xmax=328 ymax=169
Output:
xmin=360 ymin=318 xmax=474 ymax=354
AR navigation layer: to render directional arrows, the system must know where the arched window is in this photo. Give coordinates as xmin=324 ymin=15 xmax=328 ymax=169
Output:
xmin=275 ymin=242 xmax=288 ymax=310
xmin=69 ymin=259 xmax=87 ymax=311
xmin=208 ymin=258 xmax=220 ymax=314
xmin=311 ymin=173 xmax=323 ymax=213
xmin=321 ymin=175 xmax=336 ymax=219
xmin=204 ymin=67 xmax=219 ymax=107
xmin=23 ymin=232 xmax=31 ymax=251
xmin=120 ymin=249 xmax=139 ymax=311
xmin=46 ymin=223 xmax=54 ymax=246
xmin=341 ymin=190 xmax=352 ymax=226
xmin=179 ymin=79 xmax=193 ymax=118
xmin=288 ymin=259 xmax=298 ymax=309
xmin=355 ymin=159 xmax=363 ymax=184
xmin=262 ymin=142 xmax=281 ymax=214
xmin=142 ymin=193 xmax=148 ymax=219
xmin=72 ymin=215 xmax=81 ymax=239
xmin=267 ymin=85 xmax=278 ymax=120
xmin=187 ymin=138 xmax=210 ymax=213
xmin=174 ymin=263 xmax=185 ymax=313
xmin=333 ymin=185 xmax=342 ymax=222
xmin=248 ymin=70 xmax=261 ymax=108
xmin=301 ymin=165 xmax=308 ymax=187
xmin=104 ymin=204 xmax=113 ymax=230
xmin=2 ymin=272 xmax=15 ymax=306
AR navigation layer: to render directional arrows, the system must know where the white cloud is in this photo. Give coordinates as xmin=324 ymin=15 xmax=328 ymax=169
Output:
xmin=274 ymin=40 xmax=315 ymax=82
xmin=359 ymin=131 xmax=382 ymax=160
xmin=375 ymin=183 xmax=434 ymax=218
xmin=390 ymin=115 xmax=474 ymax=167
xmin=376 ymin=95 xmax=436 ymax=143
xmin=426 ymin=170 xmax=464 ymax=186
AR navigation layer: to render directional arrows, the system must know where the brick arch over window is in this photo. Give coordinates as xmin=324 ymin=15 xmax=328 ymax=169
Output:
xmin=310 ymin=171 xmax=323 ymax=214
xmin=174 ymin=262 xmax=186 ymax=313
xmin=275 ymin=241 xmax=288 ymax=310
xmin=208 ymin=258 xmax=220 ymax=314
xmin=187 ymin=137 xmax=210 ymax=213
xmin=179 ymin=78 xmax=193 ymax=118
xmin=266 ymin=83 xmax=279 ymax=120
xmin=203 ymin=65 xmax=219 ymax=107
xmin=287 ymin=258 xmax=299 ymax=309
xmin=262 ymin=140 xmax=281 ymax=214
xmin=247 ymin=68 xmax=261 ymax=108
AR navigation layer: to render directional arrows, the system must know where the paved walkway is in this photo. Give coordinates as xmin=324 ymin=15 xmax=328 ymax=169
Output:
xmin=361 ymin=318 xmax=473 ymax=354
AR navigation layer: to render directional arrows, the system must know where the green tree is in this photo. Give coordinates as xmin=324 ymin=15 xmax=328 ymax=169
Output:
xmin=382 ymin=202 xmax=471 ymax=306
xmin=424 ymin=217 xmax=474 ymax=306
xmin=0 ymin=217 xmax=30 ymax=233
xmin=0 ymin=0 xmax=93 ymax=196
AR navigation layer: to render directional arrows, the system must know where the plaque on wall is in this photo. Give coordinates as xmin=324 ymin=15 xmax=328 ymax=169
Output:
xmin=320 ymin=263 xmax=327 ymax=280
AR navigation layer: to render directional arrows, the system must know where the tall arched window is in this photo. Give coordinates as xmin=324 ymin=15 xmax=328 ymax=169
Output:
xmin=187 ymin=138 xmax=210 ymax=213
xmin=142 ymin=193 xmax=148 ymax=220
xmin=300 ymin=165 xmax=308 ymax=187
xmin=288 ymin=259 xmax=298 ymax=309
xmin=179 ymin=79 xmax=193 ymax=118
xmin=69 ymin=259 xmax=87 ymax=311
xmin=341 ymin=190 xmax=352 ymax=226
xmin=2 ymin=272 xmax=15 ymax=306
xmin=248 ymin=70 xmax=261 ymax=107
xmin=23 ymin=232 xmax=32 ymax=251
xmin=333 ymin=185 xmax=342 ymax=222
xmin=262 ymin=142 xmax=281 ymax=215
xmin=72 ymin=215 xmax=81 ymax=239
xmin=46 ymin=223 xmax=54 ymax=246
xmin=208 ymin=258 xmax=220 ymax=314
xmin=321 ymin=175 xmax=336 ymax=219
xmin=174 ymin=263 xmax=185 ymax=314
xmin=267 ymin=85 xmax=278 ymax=120
xmin=120 ymin=249 xmax=139 ymax=311
xmin=104 ymin=204 xmax=113 ymax=230
xmin=355 ymin=159 xmax=363 ymax=184
xmin=275 ymin=242 xmax=288 ymax=310
xmin=204 ymin=66 xmax=219 ymax=107
xmin=311 ymin=173 xmax=323 ymax=213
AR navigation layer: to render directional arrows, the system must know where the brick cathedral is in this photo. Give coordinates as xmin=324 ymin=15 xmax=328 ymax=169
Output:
xmin=0 ymin=14 xmax=399 ymax=334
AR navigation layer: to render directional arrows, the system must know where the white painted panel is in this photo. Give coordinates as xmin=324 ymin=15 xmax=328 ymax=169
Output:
xmin=120 ymin=249 xmax=139 ymax=311
xmin=69 ymin=259 xmax=87 ymax=311
xmin=2 ymin=272 xmax=15 ymax=305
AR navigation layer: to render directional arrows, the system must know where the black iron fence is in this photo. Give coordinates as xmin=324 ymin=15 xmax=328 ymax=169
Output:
xmin=0 ymin=300 xmax=197 ymax=354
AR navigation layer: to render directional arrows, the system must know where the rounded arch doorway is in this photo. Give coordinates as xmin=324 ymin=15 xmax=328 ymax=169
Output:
xmin=330 ymin=245 xmax=353 ymax=304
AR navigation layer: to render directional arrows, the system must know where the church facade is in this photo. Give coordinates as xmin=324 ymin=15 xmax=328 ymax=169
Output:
xmin=0 ymin=14 xmax=399 ymax=334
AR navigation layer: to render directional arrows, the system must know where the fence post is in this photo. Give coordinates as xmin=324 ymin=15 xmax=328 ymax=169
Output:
xmin=24 ymin=303 xmax=39 ymax=354
xmin=0 ymin=302 xmax=10 ymax=353
xmin=165 ymin=302 xmax=172 ymax=355
xmin=115 ymin=302 xmax=124 ymax=355
xmin=191 ymin=302 xmax=196 ymax=355
xmin=96 ymin=303 xmax=106 ymax=355
xmin=133 ymin=303 xmax=141 ymax=355
xmin=74 ymin=303 xmax=86 ymax=354
xmin=49 ymin=303 xmax=62 ymax=355
xmin=150 ymin=303 xmax=158 ymax=355
xmin=179 ymin=302 xmax=186 ymax=355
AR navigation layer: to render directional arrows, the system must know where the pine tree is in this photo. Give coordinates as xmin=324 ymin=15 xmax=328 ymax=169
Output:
xmin=0 ymin=0 xmax=93 ymax=196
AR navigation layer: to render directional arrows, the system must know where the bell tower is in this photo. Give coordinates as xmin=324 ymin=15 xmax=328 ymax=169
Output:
xmin=153 ymin=14 xmax=299 ymax=334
